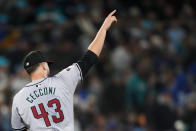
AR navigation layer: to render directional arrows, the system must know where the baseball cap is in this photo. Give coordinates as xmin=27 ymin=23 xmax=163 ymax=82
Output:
xmin=23 ymin=50 xmax=54 ymax=70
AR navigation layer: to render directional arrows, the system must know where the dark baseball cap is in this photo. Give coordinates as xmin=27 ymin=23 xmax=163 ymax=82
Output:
xmin=23 ymin=50 xmax=54 ymax=70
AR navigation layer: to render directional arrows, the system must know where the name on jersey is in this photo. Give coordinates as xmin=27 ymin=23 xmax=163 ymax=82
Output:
xmin=26 ymin=87 xmax=56 ymax=103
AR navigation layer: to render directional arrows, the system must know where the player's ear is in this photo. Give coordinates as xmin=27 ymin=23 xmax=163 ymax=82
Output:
xmin=40 ymin=62 xmax=46 ymax=70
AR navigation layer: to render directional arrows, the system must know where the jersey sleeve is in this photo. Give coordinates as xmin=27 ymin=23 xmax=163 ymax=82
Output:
xmin=11 ymin=97 xmax=26 ymax=130
xmin=77 ymin=50 xmax=98 ymax=76
xmin=55 ymin=63 xmax=82 ymax=94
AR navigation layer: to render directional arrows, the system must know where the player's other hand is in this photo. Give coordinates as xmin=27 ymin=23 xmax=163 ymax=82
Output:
xmin=101 ymin=10 xmax=117 ymax=31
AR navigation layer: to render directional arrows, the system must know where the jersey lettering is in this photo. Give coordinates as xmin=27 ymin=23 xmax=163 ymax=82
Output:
xmin=48 ymin=98 xmax=64 ymax=123
xmin=31 ymin=98 xmax=64 ymax=127
xmin=31 ymin=103 xmax=51 ymax=127
xmin=26 ymin=87 xmax=56 ymax=103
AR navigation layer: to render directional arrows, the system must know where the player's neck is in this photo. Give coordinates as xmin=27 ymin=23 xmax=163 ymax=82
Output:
xmin=30 ymin=67 xmax=48 ymax=81
xmin=31 ymin=76 xmax=46 ymax=82
xmin=31 ymin=73 xmax=47 ymax=82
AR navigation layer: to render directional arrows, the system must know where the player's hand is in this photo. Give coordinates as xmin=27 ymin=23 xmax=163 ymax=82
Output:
xmin=101 ymin=10 xmax=117 ymax=31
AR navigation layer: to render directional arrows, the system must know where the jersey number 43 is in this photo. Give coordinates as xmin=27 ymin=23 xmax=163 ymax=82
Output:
xmin=31 ymin=98 xmax=64 ymax=127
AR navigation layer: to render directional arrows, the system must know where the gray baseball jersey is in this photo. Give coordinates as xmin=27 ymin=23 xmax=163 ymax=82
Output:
xmin=11 ymin=63 xmax=82 ymax=131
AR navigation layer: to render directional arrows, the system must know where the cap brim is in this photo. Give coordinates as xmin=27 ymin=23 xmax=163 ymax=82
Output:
xmin=46 ymin=60 xmax=55 ymax=67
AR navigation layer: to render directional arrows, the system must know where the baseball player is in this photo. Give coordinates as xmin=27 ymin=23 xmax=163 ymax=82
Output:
xmin=11 ymin=10 xmax=117 ymax=131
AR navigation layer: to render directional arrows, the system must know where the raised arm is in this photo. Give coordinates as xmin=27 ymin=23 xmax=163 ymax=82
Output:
xmin=77 ymin=10 xmax=117 ymax=76
xmin=88 ymin=10 xmax=117 ymax=57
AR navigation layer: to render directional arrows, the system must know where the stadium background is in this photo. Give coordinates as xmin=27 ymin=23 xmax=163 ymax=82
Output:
xmin=0 ymin=0 xmax=196 ymax=130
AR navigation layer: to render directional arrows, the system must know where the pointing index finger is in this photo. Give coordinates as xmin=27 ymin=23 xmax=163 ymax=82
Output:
xmin=109 ymin=10 xmax=116 ymax=16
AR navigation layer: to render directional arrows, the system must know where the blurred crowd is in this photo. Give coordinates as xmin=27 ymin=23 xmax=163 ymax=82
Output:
xmin=0 ymin=0 xmax=196 ymax=131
